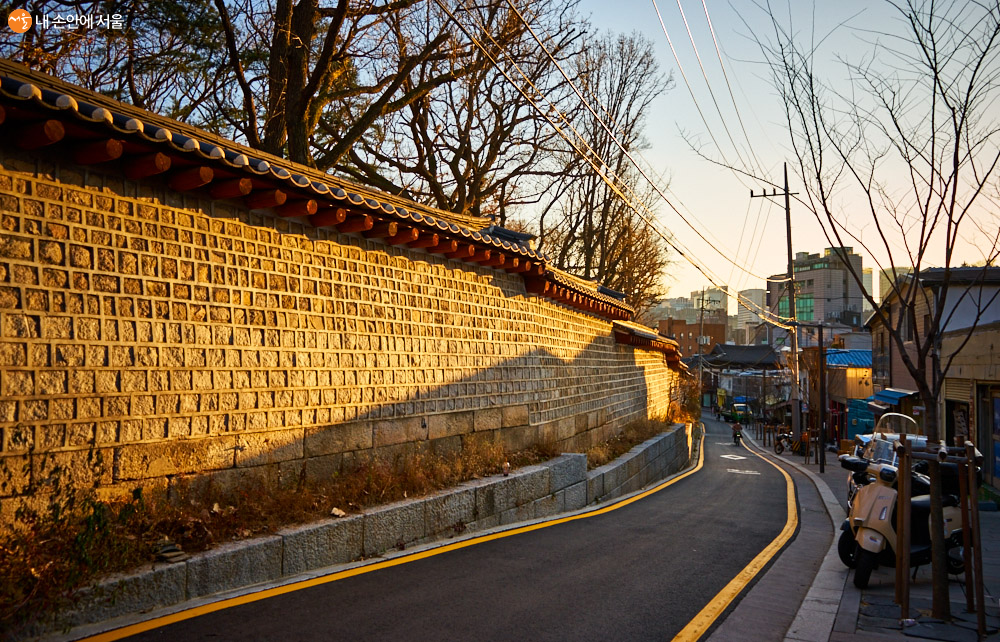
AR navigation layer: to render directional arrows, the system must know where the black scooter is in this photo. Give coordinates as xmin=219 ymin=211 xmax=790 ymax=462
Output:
xmin=837 ymin=455 xmax=966 ymax=587
xmin=732 ymin=425 xmax=742 ymax=446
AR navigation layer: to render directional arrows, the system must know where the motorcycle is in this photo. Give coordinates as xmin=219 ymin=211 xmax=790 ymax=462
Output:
xmin=773 ymin=431 xmax=793 ymax=455
xmin=837 ymin=453 xmax=965 ymax=588
xmin=732 ymin=424 xmax=742 ymax=446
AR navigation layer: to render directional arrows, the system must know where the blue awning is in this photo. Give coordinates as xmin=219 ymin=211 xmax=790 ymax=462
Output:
xmin=874 ymin=388 xmax=918 ymax=405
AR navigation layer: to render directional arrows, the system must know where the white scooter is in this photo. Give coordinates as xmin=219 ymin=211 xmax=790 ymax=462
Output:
xmin=838 ymin=454 xmax=965 ymax=588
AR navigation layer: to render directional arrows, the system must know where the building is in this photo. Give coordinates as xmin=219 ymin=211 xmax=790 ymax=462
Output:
xmin=737 ymin=288 xmax=766 ymax=344
xmin=878 ymin=266 xmax=913 ymax=304
xmin=866 ymin=267 xmax=1000 ymax=484
xmin=862 ymin=268 xmax=874 ymax=315
xmin=765 ymin=246 xmax=866 ymax=347
xmin=798 ymin=348 xmax=874 ymax=441
xmin=658 ymin=318 xmax=726 ymax=358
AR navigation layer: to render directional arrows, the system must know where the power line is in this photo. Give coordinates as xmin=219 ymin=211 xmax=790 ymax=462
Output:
xmin=500 ymin=0 xmax=781 ymax=286
xmin=434 ymin=0 xmax=795 ymax=329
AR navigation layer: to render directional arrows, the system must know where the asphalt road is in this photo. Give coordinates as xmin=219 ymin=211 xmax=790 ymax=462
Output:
xmin=122 ymin=421 xmax=791 ymax=642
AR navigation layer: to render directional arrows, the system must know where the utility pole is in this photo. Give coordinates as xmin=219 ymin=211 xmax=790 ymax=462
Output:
xmin=698 ymin=288 xmax=706 ymax=408
xmin=752 ymin=163 xmax=801 ymax=440
xmin=818 ymin=323 xmax=826 ymax=474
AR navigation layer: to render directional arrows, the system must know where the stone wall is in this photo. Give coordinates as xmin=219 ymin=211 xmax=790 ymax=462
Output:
xmin=0 ymin=148 xmax=681 ymax=521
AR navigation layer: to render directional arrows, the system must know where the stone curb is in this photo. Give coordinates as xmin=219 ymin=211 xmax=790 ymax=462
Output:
xmin=43 ymin=423 xmax=692 ymax=640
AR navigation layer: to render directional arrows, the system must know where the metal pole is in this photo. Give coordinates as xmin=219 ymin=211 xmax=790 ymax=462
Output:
xmin=819 ymin=323 xmax=826 ymax=473
xmin=784 ymin=163 xmax=801 ymax=442
xmin=698 ymin=288 xmax=705 ymax=409
xmin=751 ymin=165 xmax=799 ymax=439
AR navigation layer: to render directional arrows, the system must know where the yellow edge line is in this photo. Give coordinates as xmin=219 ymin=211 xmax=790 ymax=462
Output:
xmin=671 ymin=440 xmax=798 ymax=642
xmin=83 ymin=430 xmax=707 ymax=642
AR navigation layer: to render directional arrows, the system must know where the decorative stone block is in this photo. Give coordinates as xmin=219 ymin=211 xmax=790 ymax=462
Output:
xmin=546 ymin=453 xmax=586 ymax=492
xmin=425 ymin=487 xmax=475 ymax=537
xmin=304 ymin=421 xmax=372 ymax=456
xmin=186 ymin=536 xmax=283 ymax=598
xmin=280 ymin=515 xmax=364 ymax=576
xmin=236 ymin=429 xmax=304 ymax=467
xmin=363 ymin=499 xmax=427 ymax=556
xmin=116 ymin=436 xmax=236 ymax=480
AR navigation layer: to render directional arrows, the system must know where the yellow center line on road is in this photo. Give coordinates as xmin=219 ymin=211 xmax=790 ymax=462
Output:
xmin=83 ymin=429 xmax=707 ymax=642
xmin=671 ymin=438 xmax=798 ymax=642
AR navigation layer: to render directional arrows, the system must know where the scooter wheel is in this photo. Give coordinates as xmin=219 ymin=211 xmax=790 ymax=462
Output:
xmin=947 ymin=550 xmax=965 ymax=575
xmin=854 ymin=549 xmax=877 ymax=589
xmin=837 ymin=530 xmax=859 ymax=569
xmin=774 ymin=442 xmax=784 ymax=455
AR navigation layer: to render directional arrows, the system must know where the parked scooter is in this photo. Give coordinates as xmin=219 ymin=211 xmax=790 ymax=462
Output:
xmin=773 ymin=431 xmax=793 ymax=455
xmin=837 ymin=453 xmax=965 ymax=588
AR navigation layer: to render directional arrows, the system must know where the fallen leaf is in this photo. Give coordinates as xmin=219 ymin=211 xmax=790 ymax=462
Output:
xmin=330 ymin=507 xmax=346 ymax=518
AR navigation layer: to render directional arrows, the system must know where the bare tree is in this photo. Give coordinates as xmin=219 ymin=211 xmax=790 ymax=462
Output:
xmin=757 ymin=0 xmax=1000 ymax=617
xmin=536 ymin=32 xmax=673 ymax=312
xmin=343 ymin=0 xmax=586 ymax=221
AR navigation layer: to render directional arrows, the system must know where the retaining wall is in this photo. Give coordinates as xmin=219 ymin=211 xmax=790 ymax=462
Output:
xmin=47 ymin=423 xmax=692 ymax=637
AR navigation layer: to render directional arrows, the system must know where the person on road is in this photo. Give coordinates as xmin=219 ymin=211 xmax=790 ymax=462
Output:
xmin=732 ymin=421 xmax=743 ymax=445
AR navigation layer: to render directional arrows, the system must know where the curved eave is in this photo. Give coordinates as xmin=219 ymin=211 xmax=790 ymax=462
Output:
xmin=0 ymin=66 xmax=633 ymax=323
xmin=612 ymin=322 xmax=682 ymax=369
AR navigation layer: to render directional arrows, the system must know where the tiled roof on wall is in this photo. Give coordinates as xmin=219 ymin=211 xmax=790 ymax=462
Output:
xmin=0 ymin=60 xmax=635 ymax=322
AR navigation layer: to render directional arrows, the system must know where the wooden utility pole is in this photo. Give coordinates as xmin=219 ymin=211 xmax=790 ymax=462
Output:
xmin=752 ymin=163 xmax=801 ymax=439
xmin=698 ymin=288 xmax=706 ymax=408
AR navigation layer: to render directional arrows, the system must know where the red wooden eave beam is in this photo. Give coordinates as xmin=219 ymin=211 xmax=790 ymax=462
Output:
xmin=408 ymin=232 xmax=440 ymax=248
xmin=210 ymin=178 xmax=253 ymax=199
xmin=245 ymin=189 xmax=287 ymax=210
xmin=446 ymin=244 xmax=476 ymax=260
xmin=363 ymin=221 xmax=398 ymax=239
xmin=386 ymin=227 xmax=420 ymax=245
xmin=467 ymin=248 xmax=492 ymax=263
xmin=523 ymin=276 xmax=549 ymax=295
xmin=277 ymin=199 xmax=318 ymax=217
xmin=427 ymin=239 xmax=459 ymax=254
xmin=309 ymin=207 xmax=347 ymax=228
xmin=337 ymin=214 xmax=374 ymax=234
xmin=17 ymin=119 xmax=65 ymax=150
xmin=125 ymin=152 xmax=171 ymax=180
xmin=481 ymin=254 xmax=506 ymax=268
xmin=74 ymin=139 xmax=123 ymax=165
xmin=168 ymin=166 xmax=214 ymax=192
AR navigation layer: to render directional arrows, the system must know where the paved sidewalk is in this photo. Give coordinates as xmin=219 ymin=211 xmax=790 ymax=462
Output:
xmin=726 ymin=422 xmax=1000 ymax=642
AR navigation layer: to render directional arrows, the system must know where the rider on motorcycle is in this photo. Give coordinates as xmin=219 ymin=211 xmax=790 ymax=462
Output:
xmin=732 ymin=421 xmax=743 ymax=445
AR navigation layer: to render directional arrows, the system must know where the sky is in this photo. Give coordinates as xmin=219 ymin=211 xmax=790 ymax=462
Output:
xmin=572 ymin=0 xmax=992 ymax=313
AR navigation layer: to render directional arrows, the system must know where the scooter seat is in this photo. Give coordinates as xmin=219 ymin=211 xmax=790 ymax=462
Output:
xmin=909 ymin=495 xmax=959 ymax=509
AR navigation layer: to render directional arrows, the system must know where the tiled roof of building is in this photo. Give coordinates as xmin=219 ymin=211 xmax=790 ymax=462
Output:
xmin=0 ymin=59 xmax=635 ymax=321
xmin=703 ymin=344 xmax=784 ymax=368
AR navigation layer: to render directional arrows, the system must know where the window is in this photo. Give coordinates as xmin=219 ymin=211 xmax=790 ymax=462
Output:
xmin=797 ymin=294 xmax=814 ymax=321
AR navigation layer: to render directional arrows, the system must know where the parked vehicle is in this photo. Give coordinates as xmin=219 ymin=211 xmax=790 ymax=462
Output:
xmin=845 ymin=412 xmax=923 ymax=506
xmin=773 ymin=430 xmax=794 ymax=455
xmin=837 ymin=453 xmax=966 ymax=588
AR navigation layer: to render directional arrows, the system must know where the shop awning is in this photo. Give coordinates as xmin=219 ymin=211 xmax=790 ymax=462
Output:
xmin=867 ymin=400 xmax=891 ymax=413
xmin=873 ymin=388 xmax=918 ymax=405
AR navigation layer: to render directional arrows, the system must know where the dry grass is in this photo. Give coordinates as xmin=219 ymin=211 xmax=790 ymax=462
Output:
xmin=0 ymin=413 xmax=692 ymax=636
xmin=0 ymin=437 xmax=535 ymax=637
xmin=585 ymin=418 xmax=668 ymax=469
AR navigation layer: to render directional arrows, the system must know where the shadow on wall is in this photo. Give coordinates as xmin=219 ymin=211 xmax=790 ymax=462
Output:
xmin=113 ymin=337 xmax=669 ymax=500
xmin=1 ymin=334 xmax=679 ymax=517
